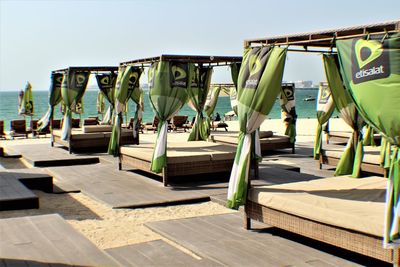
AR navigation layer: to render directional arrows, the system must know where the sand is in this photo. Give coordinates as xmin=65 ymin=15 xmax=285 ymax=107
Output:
xmin=0 ymin=118 xmax=349 ymax=250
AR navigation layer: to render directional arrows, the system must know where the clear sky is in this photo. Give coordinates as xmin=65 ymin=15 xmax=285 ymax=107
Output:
xmin=0 ymin=0 xmax=398 ymax=91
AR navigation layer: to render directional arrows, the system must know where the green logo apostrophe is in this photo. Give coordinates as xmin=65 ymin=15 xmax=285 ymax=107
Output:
xmin=76 ymin=74 xmax=86 ymax=84
xmin=129 ymin=72 xmax=139 ymax=87
xmin=248 ymin=55 xmax=262 ymax=76
xmin=171 ymin=66 xmax=186 ymax=80
xmin=101 ymin=76 xmax=110 ymax=85
xmin=355 ymin=39 xmax=383 ymax=68
xmin=284 ymin=88 xmax=293 ymax=98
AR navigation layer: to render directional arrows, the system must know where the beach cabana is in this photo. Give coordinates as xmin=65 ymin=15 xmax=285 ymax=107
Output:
xmin=239 ymin=20 xmax=400 ymax=264
xmin=117 ymin=55 xmax=243 ymax=186
xmin=42 ymin=66 xmax=138 ymax=153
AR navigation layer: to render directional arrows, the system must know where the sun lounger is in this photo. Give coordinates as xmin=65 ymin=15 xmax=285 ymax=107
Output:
xmin=119 ymin=141 xmax=237 ymax=186
xmin=10 ymin=119 xmax=28 ymax=139
xmin=211 ymin=121 xmax=228 ymax=131
xmin=211 ymin=131 xmax=295 ymax=154
xmin=52 ymin=119 xmax=61 ymax=129
xmin=52 ymin=125 xmax=137 ymax=153
xmin=320 ymin=144 xmax=387 ymax=176
xmin=83 ymin=118 xmax=99 ymax=126
xmin=28 ymin=120 xmax=50 ymax=137
xmin=244 ymin=175 xmax=398 ymax=264
xmin=171 ymin=115 xmax=189 ymax=132
xmin=0 ymin=121 xmax=6 ymax=139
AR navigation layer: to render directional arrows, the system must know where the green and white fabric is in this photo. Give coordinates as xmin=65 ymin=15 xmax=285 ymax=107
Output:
xmin=97 ymin=91 xmax=105 ymax=115
xmin=96 ymin=72 xmax=117 ymax=124
xmin=336 ymin=33 xmax=400 ymax=247
xmin=149 ymin=61 xmax=192 ymax=173
xmin=61 ymin=70 xmax=90 ymax=140
xmin=230 ymin=63 xmax=241 ymax=115
xmin=187 ymin=66 xmax=213 ymax=141
xmin=323 ymin=54 xmax=364 ymax=177
xmin=108 ymin=66 xmax=142 ymax=156
xmin=227 ymin=46 xmax=287 ymax=209
xmin=313 ymin=82 xmax=335 ymax=159
xmin=130 ymin=83 xmax=144 ymax=139
xmin=362 ymin=124 xmax=376 ymax=146
xmin=280 ymin=83 xmax=297 ymax=143
xmin=38 ymin=73 xmax=64 ymax=131
xmin=204 ymin=85 xmax=221 ymax=127
xmin=18 ymin=82 xmax=34 ymax=116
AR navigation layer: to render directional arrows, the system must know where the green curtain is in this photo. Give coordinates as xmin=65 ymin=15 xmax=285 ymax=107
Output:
xmin=108 ymin=66 xmax=142 ymax=156
xmin=149 ymin=61 xmax=192 ymax=173
xmin=204 ymin=85 xmax=221 ymax=123
xmin=313 ymin=82 xmax=335 ymax=159
xmin=38 ymin=73 xmax=64 ymax=131
xmin=97 ymin=91 xmax=105 ymax=115
xmin=280 ymin=83 xmax=297 ymax=143
xmin=336 ymin=33 xmax=400 ymax=246
xmin=323 ymin=54 xmax=364 ymax=177
xmin=230 ymin=63 xmax=241 ymax=115
xmin=96 ymin=72 xmax=117 ymax=124
xmin=18 ymin=82 xmax=34 ymax=116
xmin=61 ymin=70 xmax=90 ymax=140
xmin=227 ymin=46 xmax=287 ymax=209
xmin=130 ymin=85 xmax=144 ymax=139
xmin=187 ymin=66 xmax=213 ymax=141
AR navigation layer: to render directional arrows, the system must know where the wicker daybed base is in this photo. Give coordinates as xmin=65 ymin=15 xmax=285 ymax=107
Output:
xmin=244 ymin=176 xmax=399 ymax=264
xmin=320 ymin=145 xmax=387 ymax=177
xmin=245 ymin=201 xmax=398 ymax=264
xmin=120 ymin=141 xmax=236 ymax=186
xmin=211 ymin=134 xmax=295 ymax=154
xmin=52 ymin=127 xmax=137 ymax=153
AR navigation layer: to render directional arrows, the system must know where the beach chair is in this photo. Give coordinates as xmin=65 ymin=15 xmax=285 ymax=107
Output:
xmin=171 ymin=115 xmax=188 ymax=132
xmin=29 ymin=119 xmax=49 ymax=137
xmin=211 ymin=121 xmax=228 ymax=131
xmin=72 ymin=118 xmax=81 ymax=128
xmin=52 ymin=119 xmax=61 ymax=129
xmin=10 ymin=120 xmax=28 ymax=139
xmin=128 ymin=117 xmax=144 ymax=133
xmin=84 ymin=118 xmax=98 ymax=126
xmin=0 ymin=121 xmax=6 ymax=139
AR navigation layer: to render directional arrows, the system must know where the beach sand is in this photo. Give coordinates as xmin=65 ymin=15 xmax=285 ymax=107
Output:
xmin=0 ymin=118 xmax=350 ymax=250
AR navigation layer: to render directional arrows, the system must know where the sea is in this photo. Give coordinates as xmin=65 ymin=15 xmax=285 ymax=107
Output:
xmin=0 ymin=88 xmax=323 ymax=131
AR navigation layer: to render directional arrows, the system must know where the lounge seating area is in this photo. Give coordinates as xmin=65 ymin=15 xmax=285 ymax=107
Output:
xmin=245 ymin=175 xmax=396 ymax=264
xmin=211 ymin=131 xmax=295 ymax=154
xmin=120 ymin=141 xmax=237 ymax=186
xmin=10 ymin=119 xmax=29 ymax=139
xmin=320 ymin=144 xmax=387 ymax=176
xmin=52 ymin=125 xmax=137 ymax=153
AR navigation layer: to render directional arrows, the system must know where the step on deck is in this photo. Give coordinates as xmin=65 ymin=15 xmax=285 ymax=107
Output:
xmin=0 ymin=214 xmax=119 ymax=266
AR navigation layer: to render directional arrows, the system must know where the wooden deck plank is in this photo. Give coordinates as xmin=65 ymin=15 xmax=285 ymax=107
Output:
xmin=0 ymin=176 xmax=38 ymax=211
xmin=106 ymin=240 xmax=221 ymax=267
xmin=146 ymin=213 xmax=370 ymax=267
xmin=6 ymin=144 xmax=99 ymax=167
xmin=0 ymin=214 xmax=119 ymax=266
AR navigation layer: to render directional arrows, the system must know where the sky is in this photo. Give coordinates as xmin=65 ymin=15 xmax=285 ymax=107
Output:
xmin=0 ymin=0 xmax=399 ymax=91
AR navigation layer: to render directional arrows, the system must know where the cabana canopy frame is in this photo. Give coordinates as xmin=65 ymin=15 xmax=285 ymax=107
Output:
xmin=120 ymin=55 xmax=242 ymax=67
xmin=52 ymin=66 xmax=118 ymax=74
xmin=244 ymin=20 xmax=400 ymax=49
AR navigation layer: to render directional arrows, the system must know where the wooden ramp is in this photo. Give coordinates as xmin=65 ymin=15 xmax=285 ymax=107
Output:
xmin=146 ymin=213 xmax=387 ymax=267
xmin=0 ymin=169 xmax=53 ymax=211
xmin=105 ymin=240 xmax=221 ymax=267
xmin=0 ymin=214 xmax=119 ymax=266
xmin=7 ymin=144 xmax=99 ymax=167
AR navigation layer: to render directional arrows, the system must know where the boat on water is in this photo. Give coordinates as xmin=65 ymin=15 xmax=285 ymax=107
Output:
xmin=303 ymin=96 xmax=316 ymax=101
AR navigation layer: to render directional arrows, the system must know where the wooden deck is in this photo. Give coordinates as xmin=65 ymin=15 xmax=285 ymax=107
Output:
xmin=6 ymin=144 xmax=99 ymax=167
xmin=0 ymin=169 xmax=53 ymax=211
xmin=106 ymin=240 xmax=221 ymax=267
xmin=0 ymin=214 xmax=119 ymax=266
xmin=147 ymin=213 xmax=388 ymax=267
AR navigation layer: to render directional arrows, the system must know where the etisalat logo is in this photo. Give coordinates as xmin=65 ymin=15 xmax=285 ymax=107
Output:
xmin=352 ymin=39 xmax=390 ymax=84
xmin=128 ymin=71 xmax=140 ymax=91
xmin=318 ymin=85 xmax=331 ymax=104
xmin=282 ymin=84 xmax=295 ymax=101
xmin=170 ymin=64 xmax=188 ymax=87
xmin=75 ymin=73 xmax=88 ymax=88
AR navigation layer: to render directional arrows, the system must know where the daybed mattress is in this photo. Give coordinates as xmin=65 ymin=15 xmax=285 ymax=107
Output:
xmin=212 ymin=134 xmax=290 ymax=145
xmin=248 ymin=175 xmax=386 ymax=237
xmin=52 ymin=128 xmax=132 ymax=140
xmin=322 ymin=145 xmax=381 ymax=165
xmin=120 ymin=141 xmax=236 ymax=164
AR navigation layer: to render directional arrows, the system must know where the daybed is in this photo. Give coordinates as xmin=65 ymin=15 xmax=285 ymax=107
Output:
xmin=10 ymin=119 xmax=28 ymax=139
xmin=327 ymin=131 xmax=382 ymax=145
xmin=244 ymin=176 xmax=398 ymax=264
xmin=119 ymin=141 xmax=237 ymax=186
xmin=0 ymin=121 xmax=6 ymax=139
xmin=320 ymin=144 xmax=387 ymax=176
xmin=211 ymin=131 xmax=295 ymax=154
xmin=52 ymin=125 xmax=137 ymax=153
